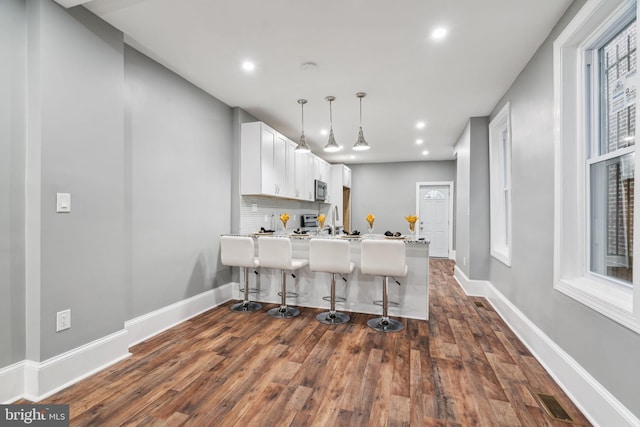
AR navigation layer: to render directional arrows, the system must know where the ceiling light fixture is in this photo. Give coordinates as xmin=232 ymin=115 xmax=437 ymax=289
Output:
xmin=422 ymin=150 xmax=429 ymax=156
xmin=242 ymin=61 xmax=255 ymax=72
xmin=416 ymin=121 xmax=426 ymax=129
xmin=416 ymin=139 xmax=423 ymax=145
xmin=353 ymin=92 xmax=370 ymax=151
xmin=295 ymin=99 xmax=311 ymax=153
xmin=432 ymin=27 xmax=448 ymax=40
xmin=324 ymin=96 xmax=341 ymax=152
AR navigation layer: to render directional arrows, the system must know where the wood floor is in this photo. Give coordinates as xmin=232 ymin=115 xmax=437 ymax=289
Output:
xmin=21 ymin=259 xmax=591 ymax=426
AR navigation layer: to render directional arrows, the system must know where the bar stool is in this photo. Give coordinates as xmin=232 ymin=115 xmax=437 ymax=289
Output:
xmin=309 ymin=239 xmax=354 ymax=325
xmin=220 ymin=236 xmax=262 ymax=312
xmin=361 ymin=239 xmax=408 ymax=332
xmin=258 ymin=237 xmax=308 ymax=318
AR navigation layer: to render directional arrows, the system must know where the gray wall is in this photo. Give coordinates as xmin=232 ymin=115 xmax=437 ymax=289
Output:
xmin=30 ymin=0 xmax=126 ymax=360
xmin=349 ymin=161 xmax=456 ymax=237
xmin=455 ymin=118 xmax=490 ymax=279
xmin=0 ymin=0 xmax=27 ymax=367
xmin=125 ymin=46 xmax=233 ymax=318
xmin=487 ymin=0 xmax=640 ymax=416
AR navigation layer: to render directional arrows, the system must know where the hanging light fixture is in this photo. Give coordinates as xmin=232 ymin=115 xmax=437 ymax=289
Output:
xmin=353 ymin=92 xmax=370 ymax=151
xmin=324 ymin=96 xmax=341 ymax=152
xmin=295 ymin=99 xmax=311 ymax=152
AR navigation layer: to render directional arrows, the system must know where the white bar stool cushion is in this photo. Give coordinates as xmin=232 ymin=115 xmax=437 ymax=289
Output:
xmin=258 ymin=237 xmax=308 ymax=270
xmin=361 ymin=240 xmax=408 ymax=278
xmin=309 ymin=239 xmax=355 ymax=274
xmin=221 ymin=236 xmax=259 ymax=268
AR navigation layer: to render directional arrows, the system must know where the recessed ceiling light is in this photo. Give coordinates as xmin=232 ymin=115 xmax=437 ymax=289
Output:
xmin=422 ymin=150 xmax=429 ymax=156
xmin=242 ymin=61 xmax=255 ymax=72
xmin=416 ymin=121 xmax=426 ymax=129
xmin=416 ymin=139 xmax=423 ymax=145
xmin=431 ymin=27 xmax=448 ymax=40
xmin=350 ymin=155 xmax=356 ymax=159
xmin=320 ymin=129 xmax=328 ymax=136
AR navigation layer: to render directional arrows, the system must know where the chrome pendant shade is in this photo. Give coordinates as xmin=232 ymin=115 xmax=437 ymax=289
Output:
xmin=353 ymin=92 xmax=370 ymax=151
xmin=324 ymin=96 xmax=341 ymax=152
xmin=295 ymin=99 xmax=311 ymax=153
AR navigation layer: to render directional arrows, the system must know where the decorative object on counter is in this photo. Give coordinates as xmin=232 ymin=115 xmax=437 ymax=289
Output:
xmin=295 ymin=99 xmax=311 ymax=153
xmin=291 ymin=228 xmax=309 ymax=236
xmin=280 ymin=213 xmax=290 ymax=231
xmin=324 ymin=96 xmax=341 ymax=152
xmin=317 ymin=214 xmax=326 ymax=233
xmin=405 ymin=214 xmax=418 ymax=238
xmin=384 ymin=231 xmax=405 ymax=239
xmin=341 ymin=229 xmax=362 ymax=239
xmin=366 ymin=213 xmax=375 ymax=235
xmin=253 ymin=227 xmax=275 ymax=235
xmin=353 ymin=92 xmax=370 ymax=151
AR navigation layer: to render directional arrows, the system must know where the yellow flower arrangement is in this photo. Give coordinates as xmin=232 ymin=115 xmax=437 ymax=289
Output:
xmin=405 ymin=214 xmax=418 ymax=232
xmin=318 ymin=214 xmax=326 ymax=229
xmin=280 ymin=213 xmax=290 ymax=229
xmin=366 ymin=213 xmax=375 ymax=229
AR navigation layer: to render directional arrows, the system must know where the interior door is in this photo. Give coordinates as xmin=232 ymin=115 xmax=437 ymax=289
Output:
xmin=419 ymin=185 xmax=450 ymax=257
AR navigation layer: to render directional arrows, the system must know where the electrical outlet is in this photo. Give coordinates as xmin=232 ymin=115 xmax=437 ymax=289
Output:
xmin=56 ymin=309 xmax=71 ymax=332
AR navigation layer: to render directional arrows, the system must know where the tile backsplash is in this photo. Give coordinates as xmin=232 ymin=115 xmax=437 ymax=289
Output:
xmin=240 ymin=195 xmax=333 ymax=234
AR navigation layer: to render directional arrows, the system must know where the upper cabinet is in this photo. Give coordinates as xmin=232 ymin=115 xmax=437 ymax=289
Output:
xmin=342 ymin=164 xmax=351 ymax=188
xmin=242 ymin=121 xmax=330 ymax=202
xmin=241 ymin=122 xmax=296 ymax=198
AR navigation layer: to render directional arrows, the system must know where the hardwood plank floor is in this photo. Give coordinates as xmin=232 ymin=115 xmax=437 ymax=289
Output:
xmin=19 ymin=259 xmax=591 ymax=426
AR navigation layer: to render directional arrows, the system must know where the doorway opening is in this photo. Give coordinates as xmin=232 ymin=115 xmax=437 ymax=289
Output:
xmin=416 ymin=181 xmax=454 ymax=258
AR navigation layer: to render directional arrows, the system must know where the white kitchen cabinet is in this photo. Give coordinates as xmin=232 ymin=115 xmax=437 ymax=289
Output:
xmin=342 ymin=164 xmax=351 ymax=188
xmin=241 ymin=122 xmax=295 ymax=198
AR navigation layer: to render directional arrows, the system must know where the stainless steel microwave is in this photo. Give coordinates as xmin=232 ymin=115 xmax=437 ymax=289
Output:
xmin=314 ymin=180 xmax=327 ymax=201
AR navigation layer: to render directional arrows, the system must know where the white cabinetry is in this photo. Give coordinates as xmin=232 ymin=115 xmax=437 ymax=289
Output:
xmin=241 ymin=122 xmax=295 ymax=197
xmin=342 ymin=165 xmax=351 ymax=188
xmin=294 ymin=150 xmax=314 ymax=201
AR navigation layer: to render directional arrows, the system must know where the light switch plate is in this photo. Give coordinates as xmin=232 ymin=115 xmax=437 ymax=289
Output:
xmin=56 ymin=193 xmax=71 ymax=213
xmin=56 ymin=309 xmax=71 ymax=332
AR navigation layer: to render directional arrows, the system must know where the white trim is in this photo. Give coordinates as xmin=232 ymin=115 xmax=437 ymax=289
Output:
xmin=23 ymin=329 xmax=130 ymax=402
xmin=453 ymin=268 xmax=640 ymax=427
xmin=1 ymin=284 xmax=235 ymax=403
xmin=488 ymin=101 xmax=512 ymax=267
xmin=0 ymin=361 xmax=26 ymax=404
xmin=554 ymin=0 xmax=640 ymax=332
xmin=125 ymin=283 xmax=235 ymax=347
xmin=53 ymin=0 xmax=94 ymax=7
xmin=450 ymin=249 xmax=456 ymax=261
xmin=415 ymin=181 xmax=454 ymax=258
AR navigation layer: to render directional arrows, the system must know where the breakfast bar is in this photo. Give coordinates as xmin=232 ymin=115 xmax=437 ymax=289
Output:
xmin=223 ymin=234 xmax=430 ymax=320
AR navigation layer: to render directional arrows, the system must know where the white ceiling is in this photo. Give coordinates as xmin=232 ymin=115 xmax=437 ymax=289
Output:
xmin=65 ymin=0 xmax=572 ymax=163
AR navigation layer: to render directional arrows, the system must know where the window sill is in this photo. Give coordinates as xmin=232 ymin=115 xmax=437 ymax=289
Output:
xmin=555 ymin=276 xmax=639 ymax=334
xmin=491 ymin=246 xmax=511 ymax=267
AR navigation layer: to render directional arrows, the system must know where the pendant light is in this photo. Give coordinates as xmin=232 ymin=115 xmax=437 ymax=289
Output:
xmin=295 ymin=99 xmax=311 ymax=152
xmin=353 ymin=92 xmax=370 ymax=151
xmin=324 ymin=96 xmax=341 ymax=152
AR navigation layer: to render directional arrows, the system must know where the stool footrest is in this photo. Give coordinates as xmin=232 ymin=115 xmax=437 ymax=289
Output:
xmin=322 ymin=296 xmax=347 ymax=303
xmin=373 ymin=300 xmax=399 ymax=307
xmin=277 ymin=291 xmax=299 ymax=298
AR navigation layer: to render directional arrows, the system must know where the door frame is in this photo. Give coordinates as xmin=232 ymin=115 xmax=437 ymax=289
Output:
xmin=415 ymin=181 xmax=455 ymax=259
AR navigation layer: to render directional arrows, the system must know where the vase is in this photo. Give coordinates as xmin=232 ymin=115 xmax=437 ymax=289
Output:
xmin=368 ymin=225 xmax=374 ymax=236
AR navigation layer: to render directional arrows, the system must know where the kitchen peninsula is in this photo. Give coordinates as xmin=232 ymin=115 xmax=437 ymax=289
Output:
xmin=223 ymin=234 xmax=430 ymax=320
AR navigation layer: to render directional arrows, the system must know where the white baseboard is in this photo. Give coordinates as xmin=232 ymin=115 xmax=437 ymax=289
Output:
xmin=23 ymin=329 xmax=131 ymax=402
xmin=2 ymin=284 xmax=235 ymax=403
xmin=125 ymin=283 xmax=235 ymax=347
xmin=453 ymin=268 xmax=640 ymax=427
xmin=0 ymin=361 xmax=26 ymax=404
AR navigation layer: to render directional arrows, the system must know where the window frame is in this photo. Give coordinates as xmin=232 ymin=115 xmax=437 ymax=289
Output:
xmin=554 ymin=0 xmax=640 ymax=334
xmin=489 ymin=101 xmax=513 ymax=267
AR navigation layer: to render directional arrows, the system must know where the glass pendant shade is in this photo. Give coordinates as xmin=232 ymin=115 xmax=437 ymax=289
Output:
xmin=353 ymin=92 xmax=370 ymax=151
xmin=324 ymin=96 xmax=342 ymax=152
xmin=295 ymin=99 xmax=311 ymax=152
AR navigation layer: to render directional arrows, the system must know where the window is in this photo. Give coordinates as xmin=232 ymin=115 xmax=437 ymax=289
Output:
xmin=554 ymin=0 xmax=640 ymax=333
xmin=489 ymin=102 xmax=512 ymax=266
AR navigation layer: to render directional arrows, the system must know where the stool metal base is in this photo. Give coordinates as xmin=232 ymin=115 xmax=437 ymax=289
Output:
xmin=316 ymin=311 xmax=350 ymax=325
xmin=367 ymin=317 xmax=404 ymax=332
xmin=268 ymin=306 xmax=300 ymax=318
xmin=230 ymin=301 xmax=262 ymax=312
